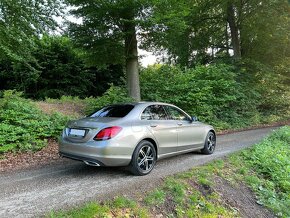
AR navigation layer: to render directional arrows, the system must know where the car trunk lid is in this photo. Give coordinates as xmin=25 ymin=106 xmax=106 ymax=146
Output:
xmin=64 ymin=117 xmax=120 ymax=142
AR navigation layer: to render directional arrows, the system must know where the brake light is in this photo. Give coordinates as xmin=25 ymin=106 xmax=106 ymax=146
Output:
xmin=94 ymin=126 xmax=122 ymax=141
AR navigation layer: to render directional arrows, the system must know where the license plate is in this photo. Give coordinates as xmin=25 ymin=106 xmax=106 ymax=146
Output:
xmin=69 ymin=129 xmax=86 ymax=137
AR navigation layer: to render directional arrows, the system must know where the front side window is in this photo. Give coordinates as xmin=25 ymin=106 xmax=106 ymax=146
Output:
xmin=165 ymin=106 xmax=191 ymax=121
xmin=141 ymin=105 xmax=168 ymax=120
xmin=90 ymin=104 xmax=134 ymax=118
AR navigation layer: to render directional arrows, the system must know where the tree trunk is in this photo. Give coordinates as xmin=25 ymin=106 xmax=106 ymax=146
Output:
xmin=226 ymin=3 xmax=241 ymax=59
xmin=225 ymin=22 xmax=230 ymax=56
xmin=124 ymin=22 xmax=141 ymax=101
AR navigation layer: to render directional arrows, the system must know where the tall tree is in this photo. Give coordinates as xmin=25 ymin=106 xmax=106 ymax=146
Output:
xmin=0 ymin=0 xmax=63 ymax=63
xmin=226 ymin=2 xmax=241 ymax=59
xmin=144 ymin=0 xmax=289 ymax=67
xmin=67 ymin=0 xmax=151 ymax=101
xmin=143 ymin=0 xmax=227 ymax=67
xmin=223 ymin=0 xmax=290 ymax=63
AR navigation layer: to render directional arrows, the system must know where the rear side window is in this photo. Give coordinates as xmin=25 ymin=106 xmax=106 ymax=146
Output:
xmin=90 ymin=105 xmax=134 ymax=118
xmin=164 ymin=105 xmax=191 ymax=121
xmin=141 ymin=105 xmax=168 ymax=120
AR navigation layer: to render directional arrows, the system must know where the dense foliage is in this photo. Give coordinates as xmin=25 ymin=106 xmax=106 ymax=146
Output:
xmin=140 ymin=64 xmax=238 ymax=127
xmin=140 ymin=64 xmax=289 ymax=129
xmin=0 ymin=36 xmax=124 ymax=99
xmin=0 ymin=0 xmax=63 ymax=64
xmin=0 ymin=0 xmax=289 ymax=103
xmin=144 ymin=0 xmax=290 ymax=66
xmin=234 ymin=126 xmax=290 ymax=216
xmin=0 ymin=91 xmax=69 ymax=153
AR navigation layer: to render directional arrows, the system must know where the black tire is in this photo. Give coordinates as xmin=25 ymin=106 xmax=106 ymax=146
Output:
xmin=201 ymin=131 xmax=216 ymax=155
xmin=130 ymin=140 xmax=157 ymax=176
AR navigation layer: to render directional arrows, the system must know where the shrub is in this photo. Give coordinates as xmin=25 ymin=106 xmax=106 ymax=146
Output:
xmin=0 ymin=90 xmax=69 ymax=153
xmin=140 ymin=64 xmax=255 ymax=129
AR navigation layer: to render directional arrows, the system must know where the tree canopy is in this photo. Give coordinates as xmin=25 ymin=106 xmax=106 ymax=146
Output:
xmin=143 ymin=0 xmax=290 ymax=67
xmin=0 ymin=0 xmax=63 ymax=63
xmin=0 ymin=0 xmax=289 ymax=102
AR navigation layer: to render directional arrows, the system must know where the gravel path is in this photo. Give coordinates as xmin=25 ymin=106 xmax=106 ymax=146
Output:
xmin=0 ymin=127 xmax=278 ymax=218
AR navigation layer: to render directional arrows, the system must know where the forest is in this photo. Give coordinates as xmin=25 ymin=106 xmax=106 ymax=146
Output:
xmin=0 ymin=0 xmax=289 ymax=149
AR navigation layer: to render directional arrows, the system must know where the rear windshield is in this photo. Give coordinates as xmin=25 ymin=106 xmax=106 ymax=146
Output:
xmin=89 ymin=104 xmax=134 ymax=118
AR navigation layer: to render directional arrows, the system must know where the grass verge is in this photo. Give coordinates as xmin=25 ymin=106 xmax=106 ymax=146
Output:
xmin=49 ymin=127 xmax=289 ymax=217
xmin=227 ymin=126 xmax=290 ymax=216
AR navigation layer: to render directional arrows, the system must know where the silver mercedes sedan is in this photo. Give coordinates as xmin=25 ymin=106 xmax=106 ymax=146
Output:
xmin=59 ymin=102 xmax=216 ymax=176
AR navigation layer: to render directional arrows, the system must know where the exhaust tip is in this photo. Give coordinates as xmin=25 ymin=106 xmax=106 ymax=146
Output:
xmin=83 ymin=160 xmax=100 ymax=167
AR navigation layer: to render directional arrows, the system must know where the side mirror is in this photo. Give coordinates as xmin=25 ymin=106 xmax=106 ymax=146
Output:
xmin=191 ymin=116 xmax=198 ymax=122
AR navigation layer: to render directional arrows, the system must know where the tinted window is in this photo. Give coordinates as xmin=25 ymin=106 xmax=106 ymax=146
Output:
xmin=141 ymin=105 xmax=168 ymax=120
xmin=90 ymin=105 xmax=134 ymax=118
xmin=165 ymin=106 xmax=191 ymax=121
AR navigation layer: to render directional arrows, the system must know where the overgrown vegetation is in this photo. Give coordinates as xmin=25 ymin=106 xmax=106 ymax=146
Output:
xmin=50 ymin=127 xmax=290 ymax=218
xmin=0 ymin=90 xmax=70 ymax=153
xmin=229 ymin=126 xmax=290 ymax=216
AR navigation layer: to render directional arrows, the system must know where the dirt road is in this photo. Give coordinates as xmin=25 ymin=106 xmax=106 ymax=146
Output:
xmin=0 ymin=127 xmax=279 ymax=217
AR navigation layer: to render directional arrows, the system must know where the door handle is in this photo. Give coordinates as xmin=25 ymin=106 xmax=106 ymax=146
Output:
xmin=150 ymin=124 xmax=157 ymax=127
xmin=177 ymin=123 xmax=183 ymax=126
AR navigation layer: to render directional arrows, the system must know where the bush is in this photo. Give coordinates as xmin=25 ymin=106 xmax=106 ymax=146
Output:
xmin=0 ymin=90 xmax=69 ymax=153
xmin=236 ymin=59 xmax=290 ymax=120
xmin=140 ymin=64 xmax=259 ymax=129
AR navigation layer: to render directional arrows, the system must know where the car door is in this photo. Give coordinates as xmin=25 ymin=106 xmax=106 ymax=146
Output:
xmin=164 ymin=105 xmax=204 ymax=151
xmin=141 ymin=105 xmax=178 ymax=155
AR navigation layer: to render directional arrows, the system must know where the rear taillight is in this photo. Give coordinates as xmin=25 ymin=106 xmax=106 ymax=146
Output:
xmin=93 ymin=126 xmax=122 ymax=141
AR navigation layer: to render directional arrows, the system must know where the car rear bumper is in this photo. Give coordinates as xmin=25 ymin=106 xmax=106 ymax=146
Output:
xmin=59 ymin=151 xmax=106 ymax=166
xmin=59 ymin=138 xmax=133 ymax=166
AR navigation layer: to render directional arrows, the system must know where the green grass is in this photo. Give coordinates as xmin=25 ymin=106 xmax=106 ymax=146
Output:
xmin=50 ymin=126 xmax=289 ymax=218
xmin=144 ymin=189 xmax=166 ymax=205
xmin=49 ymin=202 xmax=110 ymax=218
xmin=110 ymin=196 xmax=137 ymax=208
xmin=50 ymin=199 xmax=149 ymax=218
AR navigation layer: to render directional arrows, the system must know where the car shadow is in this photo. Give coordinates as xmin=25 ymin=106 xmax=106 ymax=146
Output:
xmin=58 ymin=161 xmax=132 ymax=177
xmin=57 ymin=150 xmax=204 ymax=178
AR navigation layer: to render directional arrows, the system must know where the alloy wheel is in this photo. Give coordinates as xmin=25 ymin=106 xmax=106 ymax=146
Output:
xmin=137 ymin=145 xmax=154 ymax=172
xmin=207 ymin=134 xmax=216 ymax=152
